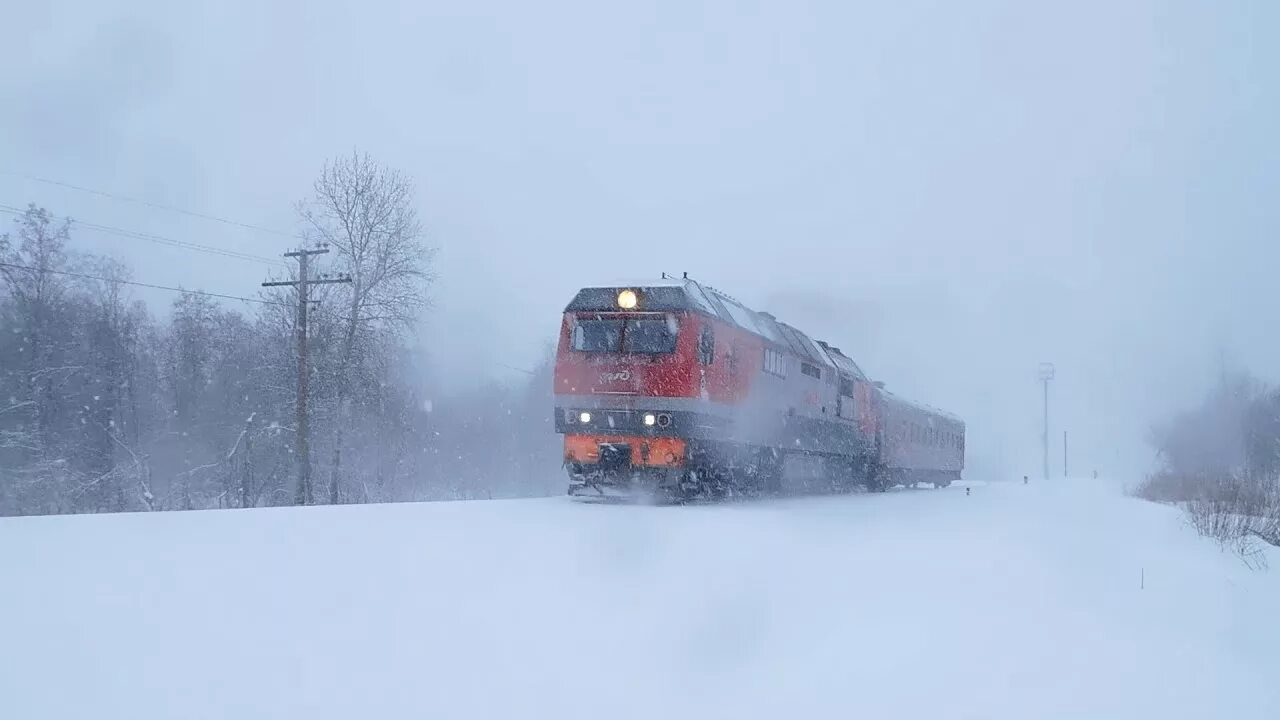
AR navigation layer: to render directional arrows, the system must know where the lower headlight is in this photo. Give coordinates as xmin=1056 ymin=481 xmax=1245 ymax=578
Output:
xmin=578 ymin=411 xmax=592 ymax=423
xmin=643 ymin=413 xmax=657 ymax=426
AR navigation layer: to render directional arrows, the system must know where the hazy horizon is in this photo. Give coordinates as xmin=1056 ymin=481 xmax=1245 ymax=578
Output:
xmin=5 ymin=0 xmax=1278 ymax=481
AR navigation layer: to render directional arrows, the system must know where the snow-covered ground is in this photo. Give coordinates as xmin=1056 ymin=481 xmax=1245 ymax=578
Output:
xmin=2 ymin=478 xmax=1278 ymax=719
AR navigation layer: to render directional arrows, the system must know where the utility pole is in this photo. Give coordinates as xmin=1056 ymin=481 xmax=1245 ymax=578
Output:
xmin=1038 ymin=362 xmax=1055 ymax=481
xmin=263 ymin=246 xmax=350 ymax=505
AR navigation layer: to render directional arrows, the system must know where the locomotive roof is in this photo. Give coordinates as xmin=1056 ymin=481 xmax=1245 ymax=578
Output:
xmin=566 ymin=278 xmax=868 ymax=380
xmin=566 ymin=278 xmax=962 ymax=424
xmin=879 ymin=389 xmax=965 ymax=425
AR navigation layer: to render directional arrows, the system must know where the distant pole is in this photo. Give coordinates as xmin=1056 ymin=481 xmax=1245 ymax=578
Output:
xmin=1043 ymin=380 xmax=1049 ymax=479
xmin=263 ymin=247 xmax=351 ymax=505
xmin=1038 ymin=363 xmax=1055 ymax=481
xmin=1063 ymin=430 xmax=1068 ymax=478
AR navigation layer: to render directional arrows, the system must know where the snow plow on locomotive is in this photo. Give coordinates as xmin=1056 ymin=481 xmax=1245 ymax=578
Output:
xmin=553 ymin=277 xmax=964 ymax=502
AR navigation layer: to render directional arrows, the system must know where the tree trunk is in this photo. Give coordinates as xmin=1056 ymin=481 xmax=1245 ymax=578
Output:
xmin=328 ymin=277 xmax=362 ymax=505
xmin=328 ymin=440 xmax=342 ymax=505
xmin=242 ymin=423 xmax=254 ymax=509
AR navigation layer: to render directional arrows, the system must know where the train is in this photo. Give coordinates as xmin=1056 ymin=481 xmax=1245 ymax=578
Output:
xmin=552 ymin=276 xmax=964 ymax=501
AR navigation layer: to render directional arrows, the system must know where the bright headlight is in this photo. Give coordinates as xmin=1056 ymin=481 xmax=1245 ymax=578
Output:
xmin=578 ymin=411 xmax=592 ymax=423
xmin=616 ymin=289 xmax=638 ymax=309
xmin=643 ymin=413 xmax=657 ymax=426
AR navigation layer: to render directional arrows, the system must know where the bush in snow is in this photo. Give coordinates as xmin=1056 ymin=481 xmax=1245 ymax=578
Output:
xmin=1139 ymin=369 xmax=1280 ymax=565
xmin=1183 ymin=473 xmax=1280 ymax=568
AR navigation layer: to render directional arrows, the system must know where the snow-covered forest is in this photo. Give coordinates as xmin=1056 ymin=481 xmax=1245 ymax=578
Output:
xmin=1137 ymin=369 xmax=1280 ymax=559
xmin=0 ymin=154 xmax=561 ymax=518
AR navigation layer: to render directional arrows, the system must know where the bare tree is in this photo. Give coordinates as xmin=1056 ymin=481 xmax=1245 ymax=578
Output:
xmin=0 ymin=205 xmax=72 ymax=441
xmin=0 ymin=206 xmax=77 ymax=513
xmin=297 ymin=151 xmax=433 ymax=504
xmin=77 ymin=256 xmax=137 ymax=512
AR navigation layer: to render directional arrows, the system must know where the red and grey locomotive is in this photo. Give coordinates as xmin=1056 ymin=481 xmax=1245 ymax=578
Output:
xmin=553 ymin=277 xmax=964 ymax=501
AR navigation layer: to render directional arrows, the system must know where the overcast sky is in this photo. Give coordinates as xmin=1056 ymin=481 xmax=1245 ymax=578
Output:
xmin=4 ymin=0 xmax=1277 ymax=479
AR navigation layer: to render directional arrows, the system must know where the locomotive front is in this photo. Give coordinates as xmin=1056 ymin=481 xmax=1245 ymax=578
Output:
xmin=553 ymin=282 xmax=711 ymax=500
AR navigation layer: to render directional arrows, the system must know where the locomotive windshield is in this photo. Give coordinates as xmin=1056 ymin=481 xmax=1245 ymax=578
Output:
xmin=571 ymin=315 xmax=679 ymax=354
xmin=572 ymin=318 xmax=623 ymax=352
xmin=623 ymin=316 xmax=679 ymax=353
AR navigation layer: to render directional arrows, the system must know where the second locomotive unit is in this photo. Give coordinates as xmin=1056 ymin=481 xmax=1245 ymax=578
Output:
xmin=553 ymin=277 xmax=964 ymax=501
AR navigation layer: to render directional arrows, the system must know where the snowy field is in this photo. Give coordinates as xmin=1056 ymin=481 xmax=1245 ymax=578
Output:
xmin=2 ymin=478 xmax=1278 ymax=719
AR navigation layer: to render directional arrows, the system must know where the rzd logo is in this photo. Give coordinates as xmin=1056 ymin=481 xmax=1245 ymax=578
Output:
xmin=599 ymin=370 xmax=631 ymax=384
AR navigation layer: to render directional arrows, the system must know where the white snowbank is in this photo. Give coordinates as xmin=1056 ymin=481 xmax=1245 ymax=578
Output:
xmin=1 ymin=479 xmax=1277 ymax=719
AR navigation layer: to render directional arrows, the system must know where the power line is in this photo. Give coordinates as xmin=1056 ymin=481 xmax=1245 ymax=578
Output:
xmin=0 ymin=261 xmax=292 ymax=307
xmin=0 ymin=204 xmax=283 ymax=265
xmin=493 ymin=361 xmax=536 ymax=376
xmin=0 ymin=204 xmax=285 ymax=266
xmin=2 ymin=171 xmax=302 ymax=239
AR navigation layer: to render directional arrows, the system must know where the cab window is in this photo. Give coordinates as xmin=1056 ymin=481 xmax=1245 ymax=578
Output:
xmin=623 ymin=316 xmax=679 ymax=354
xmin=572 ymin=318 xmax=623 ymax=352
xmin=698 ymin=327 xmax=715 ymax=365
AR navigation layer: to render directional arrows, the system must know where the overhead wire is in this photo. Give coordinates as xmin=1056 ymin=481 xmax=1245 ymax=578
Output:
xmin=0 ymin=204 xmax=286 ymax=267
xmin=0 ymin=173 xmax=332 ymax=307
xmin=0 ymin=260 xmax=293 ymax=304
xmin=1 ymin=171 xmax=303 ymax=240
